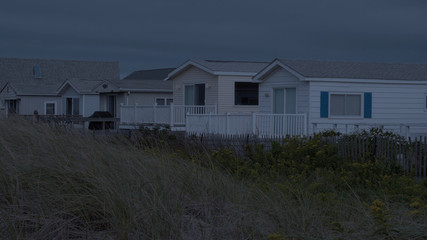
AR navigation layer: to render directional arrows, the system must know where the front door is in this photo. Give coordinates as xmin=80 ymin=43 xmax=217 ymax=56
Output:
xmin=107 ymin=95 xmax=116 ymax=117
xmin=273 ymin=88 xmax=296 ymax=114
xmin=273 ymin=88 xmax=296 ymax=135
xmin=6 ymin=99 xmax=19 ymax=115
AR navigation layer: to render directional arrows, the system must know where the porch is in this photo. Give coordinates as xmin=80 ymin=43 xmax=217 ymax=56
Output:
xmin=186 ymin=113 xmax=307 ymax=137
xmin=119 ymin=104 xmax=217 ymax=127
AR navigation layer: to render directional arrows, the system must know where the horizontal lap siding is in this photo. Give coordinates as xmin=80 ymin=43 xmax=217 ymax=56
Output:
xmin=127 ymin=92 xmax=173 ymax=105
xmin=83 ymin=95 xmax=99 ymax=117
xmin=309 ymin=81 xmax=427 ymax=131
xmin=259 ymin=68 xmax=309 ymax=114
xmin=19 ymin=96 xmax=62 ymax=115
xmin=172 ymin=67 xmax=218 ymax=106
xmin=218 ymin=75 xmax=258 ymax=114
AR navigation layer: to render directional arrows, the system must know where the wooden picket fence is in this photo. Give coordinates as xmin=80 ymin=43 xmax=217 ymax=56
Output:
xmin=189 ymin=134 xmax=427 ymax=179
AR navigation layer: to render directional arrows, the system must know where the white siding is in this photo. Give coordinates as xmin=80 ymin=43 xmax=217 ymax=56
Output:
xmin=309 ymin=81 xmax=427 ymax=134
xmin=83 ymin=95 xmax=99 ymax=117
xmin=259 ymin=67 xmax=309 ymax=114
xmin=126 ymin=92 xmax=173 ymax=105
xmin=172 ymin=67 xmax=218 ymax=106
xmin=218 ymin=75 xmax=258 ymax=114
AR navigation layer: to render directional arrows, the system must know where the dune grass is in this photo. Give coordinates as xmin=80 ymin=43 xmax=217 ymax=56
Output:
xmin=0 ymin=118 xmax=426 ymax=239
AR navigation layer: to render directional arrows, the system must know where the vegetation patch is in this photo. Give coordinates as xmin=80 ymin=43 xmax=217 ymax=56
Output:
xmin=1 ymin=118 xmax=426 ymax=239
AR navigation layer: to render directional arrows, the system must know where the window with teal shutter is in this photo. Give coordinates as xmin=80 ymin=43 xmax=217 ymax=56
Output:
xmin=320 ymin=91 xmax=329 ymax=118
xmin=364 ymin=92 xmax=372 ymax=118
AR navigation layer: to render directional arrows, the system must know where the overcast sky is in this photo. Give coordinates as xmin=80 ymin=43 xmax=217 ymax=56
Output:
xmin=1 ymin=0 xmax=427 ymax=78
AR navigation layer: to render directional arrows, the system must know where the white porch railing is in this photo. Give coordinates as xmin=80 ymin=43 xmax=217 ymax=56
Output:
xmin=186 ymin=113 xmax=307 ymax=137
xmin=120 ymin=104 xmax=217 ymax=126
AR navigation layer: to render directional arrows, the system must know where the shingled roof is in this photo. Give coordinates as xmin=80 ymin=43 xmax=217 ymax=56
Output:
xmin=0 ymin=58 xmax=120 ymax=95
xmin=119 ymin=68 xmax=174 ymax=92
xmin=123 ymin=68 xmax=175 ymax=80
xmin=167 ymin=60 xmax=270 ymax=79
xmin=275 ymin=59 xmax=427 ymax=81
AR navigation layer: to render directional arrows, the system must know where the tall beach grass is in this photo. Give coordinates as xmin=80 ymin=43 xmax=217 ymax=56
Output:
xmin=0 ymin=118 xmax=425 ymax=239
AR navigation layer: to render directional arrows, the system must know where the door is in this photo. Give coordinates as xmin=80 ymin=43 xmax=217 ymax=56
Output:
xmin=273 ymin=88 xmax=296 ymax=135
xmin=273 ymin=88 xmax=296 ymax=114
xmin=66 ymin=97 xmax=80 ymax=116
xmin=107 ymin=95 xmax=116 ymax=117
xmin=6 ymin=99 xmax=19 ymax=115
xmin=185 ymin=84 xmax=205 ymax=114
xmin=185 ymin=84 xmax=205 ymax=105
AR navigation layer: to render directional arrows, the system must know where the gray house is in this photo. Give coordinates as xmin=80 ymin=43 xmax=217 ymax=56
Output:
xmin=0 ymin=58 xmax=119 ymax=117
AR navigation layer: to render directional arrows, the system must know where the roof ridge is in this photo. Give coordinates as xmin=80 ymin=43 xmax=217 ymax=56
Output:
xmin=203 ymin=59 xmax=270 ymax=64
xmin=278 ymin=58 xmax=427 ymax=66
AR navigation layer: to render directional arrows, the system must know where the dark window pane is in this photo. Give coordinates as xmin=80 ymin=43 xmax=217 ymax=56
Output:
xmin=235 ymin=82 xmax=258 ymax=105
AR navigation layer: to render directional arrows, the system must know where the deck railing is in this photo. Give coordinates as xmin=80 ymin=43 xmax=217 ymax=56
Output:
xmin=120 ymin=104 xmax=217 ymax=126
xmin=186 ymin=113 xmax=307 ymax=137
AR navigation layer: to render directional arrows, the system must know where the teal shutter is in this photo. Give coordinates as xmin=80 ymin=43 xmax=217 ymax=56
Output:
xmin=364 ymin=92 xmax=372 ymax=118
xmin=320 ymin=91 xmax=329 ymax=118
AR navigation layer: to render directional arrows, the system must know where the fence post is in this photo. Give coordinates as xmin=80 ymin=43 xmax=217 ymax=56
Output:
xmin=208 ymin=112 xmax=211 ymax=134
xmin=226 ymin=112 xmax=230 ymax=135
xmin=214 ymin=104 xmax=218 ymax=114
xmin=153 ymin=104 xmax=157 ymax=124
xmin=252 ymin=112 xmax=256 ymax=135
xmin=170 ymin=103 xmax=174 ymax=127
xmin=303 ymin=113 xmax=307 ymax=136
xmin=120 ymin=103 xmax=123 ymax=124
xmin=185 ymin=112 xmax=189 ymax=132
xmin=134 ymin=103 xmax=138 ymax=125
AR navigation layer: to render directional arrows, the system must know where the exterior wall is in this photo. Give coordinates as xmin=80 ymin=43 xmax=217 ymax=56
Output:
xmin=172 ymin=67 xmax=218 ymax=106
xmin=82 ymin=94 xmax=100 ymax=117
xmin=308 ymin=81 xmax=427 ymax=135
xmin=218 ymin=75 xmax=259 ymax=114
xmin=19 ymin=96 xmax=63 ymax=115
xmin=258 ymin=67 xmax=309 ymax=114
xmin=125 ymin=92 xmax=173 ymax=105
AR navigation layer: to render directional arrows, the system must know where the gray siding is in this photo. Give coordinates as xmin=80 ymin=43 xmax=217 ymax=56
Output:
xmin=83 ymin=95 xmax=99 ymax=117
xmin=259 ymin=67 xmax=309 ymax=114
xmin=172 ymin=67 xmax=218 ymax=106
xmin=19 ymin=96 xmax=62 ymax=115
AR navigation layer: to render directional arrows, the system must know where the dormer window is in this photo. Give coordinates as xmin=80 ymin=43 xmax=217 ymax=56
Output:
xmin=33 ymin=66 xmax=42 ymax=78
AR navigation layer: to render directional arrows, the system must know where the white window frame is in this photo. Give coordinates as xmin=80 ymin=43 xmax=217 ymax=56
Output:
xmin=424 ymin=94 xmax=427 ymax=111
xmin=44 ymin=101 xmax=57 ymax=115
xmin=329 ymin=92 xmax=364 ymax=118
xmin=155 ymin=97 xmax=173 ymax=106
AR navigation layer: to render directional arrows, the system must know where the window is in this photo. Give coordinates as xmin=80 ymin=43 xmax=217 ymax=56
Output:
xmin=33 ymin=66 xmax=42 ymax=78
xmin=155 ymin=97 xmax=173 ymax=106
xmin=66 ymin=97 xmax=80 ymax=116
xmin=330 ymin=93 xmax=362 ymax=117
xmin=45 ymin=102 xmax=56 ymax=115
xmin=235 ymin=82 xmax=258 ymax=105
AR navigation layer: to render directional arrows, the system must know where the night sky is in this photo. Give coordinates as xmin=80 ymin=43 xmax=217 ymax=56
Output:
xmin=1 ymin=0 xmax=427 ymax=78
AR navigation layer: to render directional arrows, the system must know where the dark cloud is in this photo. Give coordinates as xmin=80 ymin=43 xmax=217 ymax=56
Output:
xmin=1 ymin=0 xmax=427 ymax=78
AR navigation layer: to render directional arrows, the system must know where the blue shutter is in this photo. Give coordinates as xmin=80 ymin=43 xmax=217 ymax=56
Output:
xmin=320 ymin=91 xmax=329 ymax=118
xmin=364 ymin=92 xmax=372 ymax=118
